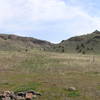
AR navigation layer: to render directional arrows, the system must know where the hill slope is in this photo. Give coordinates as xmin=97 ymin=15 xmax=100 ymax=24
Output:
xmin=52 ymin=30 xmax=100 ymax=54
xmin=0 ymin=30 xmax=100 ymax=54
xmin=0 ymin=34 xmax=52 ymax=51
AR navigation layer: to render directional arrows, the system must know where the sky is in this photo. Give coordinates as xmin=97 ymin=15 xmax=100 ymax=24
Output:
xmin=0 ymin=0 xmax=100 ymax=43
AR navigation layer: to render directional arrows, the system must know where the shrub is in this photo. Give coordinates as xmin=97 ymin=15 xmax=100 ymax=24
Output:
xmin=76 ymin=45 xmax=80 ymax=50
xmin=82 ymin=51 xmax=85 ymax=54
xmin=67 ymin=91 xmax=80 ymax=97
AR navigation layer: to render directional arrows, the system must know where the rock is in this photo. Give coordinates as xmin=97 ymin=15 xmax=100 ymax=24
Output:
xmin=2 ymin=96 xmax=11 ymax=100
xmin=0 ymin=90 xmax=41 ymax=100
xmin=16 ymin=92 xmax=25 ymax=97
xmin=24 ymin=90 xmax=41 ymax=100
xmin=4 ymin=91 xmax=11 ymax=96
xmin=68 ymin=87 xmax=77 ymax=91
xmin=10 ymin=92 xmax=17 ymax=100
xmin=16 ymin=96 xmax=25 ymax=100
xmin=0 ymin=91 xmax=16 ymax=100
xmin=26 ymin=90 xmax=41 ymax=96
xmin=33 ymin=95 xmax=37 ymax=98
xmin=25 ymin=92 xmax=33 ymax=100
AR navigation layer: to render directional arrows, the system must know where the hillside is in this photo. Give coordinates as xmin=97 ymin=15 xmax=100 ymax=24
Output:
xmin=0 ymin=34 xmax=52 ymax=51
xmin=52 ymin=30 xmax=100 ymax=54
xmin=0 ymin=30 xmax=100 ymax=54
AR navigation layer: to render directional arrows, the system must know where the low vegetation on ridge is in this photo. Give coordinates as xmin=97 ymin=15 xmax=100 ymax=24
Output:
xmin=52 ymin=30 xmax=100 ymax=54
xmin=1 ymin=30 xmax=100 ymax=54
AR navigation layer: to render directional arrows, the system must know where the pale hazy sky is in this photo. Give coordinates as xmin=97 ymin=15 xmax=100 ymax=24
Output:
xmin=0 ymin=0 xmax=100 ymax=43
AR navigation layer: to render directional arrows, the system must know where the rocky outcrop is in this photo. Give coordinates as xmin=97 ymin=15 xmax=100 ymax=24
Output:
xmin=0 ymin=90 xmax=41 ymax=100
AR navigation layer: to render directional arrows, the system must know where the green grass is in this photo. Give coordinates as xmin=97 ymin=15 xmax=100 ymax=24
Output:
xmin=67 ymin=91 xmax=80 ymax=97
xmin=14 ymin=82 xmax=41 ymax=93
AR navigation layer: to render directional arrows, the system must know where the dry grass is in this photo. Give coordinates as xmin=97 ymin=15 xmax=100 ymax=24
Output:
xmin=0 ymin=50 xmax=100 ymax=100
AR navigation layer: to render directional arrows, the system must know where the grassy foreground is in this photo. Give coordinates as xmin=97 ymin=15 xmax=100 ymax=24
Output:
xmin=0 ymin=50 xmax=100 ymax=100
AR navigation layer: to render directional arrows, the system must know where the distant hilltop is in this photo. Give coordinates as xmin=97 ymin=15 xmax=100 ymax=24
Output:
xmin=0 ymin=30 xmax=100 ymax=54
xmin=51 ymin=30 xmax=100 ymax=54
xmin=0 ymin=34 xmax=52 ymax=51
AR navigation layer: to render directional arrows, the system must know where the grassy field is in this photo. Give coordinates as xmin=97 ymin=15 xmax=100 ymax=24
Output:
xmin=0 ymin=49 xmax=100 ymax=100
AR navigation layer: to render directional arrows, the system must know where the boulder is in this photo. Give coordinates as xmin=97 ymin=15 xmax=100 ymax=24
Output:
xmin=68 ymin=87 xmax=77 ymax=91
xmin=25 ymin=92 xmax=33 ymax=100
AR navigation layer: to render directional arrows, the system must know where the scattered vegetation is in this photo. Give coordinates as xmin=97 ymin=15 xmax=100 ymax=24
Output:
xmin=0 ymin=31 xmax=100 ymax=99
xmin=52 ymin=30 xmax=100 ymax=54
xmin=0 ymin=50 xmax=99 ymax=100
